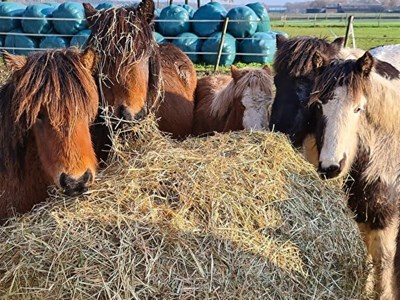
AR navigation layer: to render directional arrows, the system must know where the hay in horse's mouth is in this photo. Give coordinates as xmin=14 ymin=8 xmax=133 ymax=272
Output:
xmin=0 ymin=115 xmax=368 ymax=299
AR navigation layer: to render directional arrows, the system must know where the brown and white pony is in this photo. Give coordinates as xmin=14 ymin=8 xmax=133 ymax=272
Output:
xmin=83 ymin=0 xmax=196 ymax=141
xmin=310 ymin=51 xmax=400 ymax=299
xmin=268 ymin=35 xmax=397 ymax=166
xmin=0 ymin=48 xmax=99 ymax=221
xmin=193 ymin=65 xmax=273 ymax=136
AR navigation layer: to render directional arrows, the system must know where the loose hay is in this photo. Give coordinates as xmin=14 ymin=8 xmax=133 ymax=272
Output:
xmin=0 ymin=117 xmax=368 ymax=299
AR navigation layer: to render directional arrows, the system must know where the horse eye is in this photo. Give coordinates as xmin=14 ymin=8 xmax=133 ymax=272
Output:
xmin=37 ymin=110 xmax=45 ymax=121
xmin=354 ymin=107 xmax=364 ymax=113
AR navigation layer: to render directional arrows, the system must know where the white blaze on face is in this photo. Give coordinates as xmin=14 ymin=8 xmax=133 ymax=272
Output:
xmin=241 ymin=86 xmax=270 ymax=130
xmin=319 ymin=86 xmax=366 ymax=176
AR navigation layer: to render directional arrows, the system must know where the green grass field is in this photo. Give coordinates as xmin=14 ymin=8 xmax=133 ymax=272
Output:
xmin=196 ymin=19 xmax=400 ymax=74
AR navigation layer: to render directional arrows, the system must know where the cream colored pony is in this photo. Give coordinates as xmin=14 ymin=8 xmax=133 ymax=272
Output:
xmin=310 ymin=51 xmax=400 ymax=300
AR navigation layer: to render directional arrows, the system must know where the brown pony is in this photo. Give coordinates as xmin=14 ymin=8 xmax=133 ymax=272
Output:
xmin=83 ymin=0 xmax=196 ymax=140
xmin=0 ymin=48 xmax=99 ymax=221
xmin=193 ymin=65 xmax=273 ymax=136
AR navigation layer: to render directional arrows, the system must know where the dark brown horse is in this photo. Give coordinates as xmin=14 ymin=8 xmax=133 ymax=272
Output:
xmin=83 ymin=0 xmax=196 ymax=141
xmin=193 ymin=65 xmax=273 ymax=136
xmin=0 ymin=48 xmax=99 ymax=220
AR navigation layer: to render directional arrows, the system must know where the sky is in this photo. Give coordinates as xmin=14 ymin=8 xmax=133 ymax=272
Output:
xmin=263 ymin=0 xmax=305 ymax=5
xmin=222 ymin=0 xmax=306 ymax=5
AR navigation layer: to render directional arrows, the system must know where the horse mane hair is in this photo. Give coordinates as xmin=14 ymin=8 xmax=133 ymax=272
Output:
xmin=210 ymin=68 xmax=274 ymax=119
xmin=310 ymin=58 xmax=367 ymax=105
xmin=87 ymin=5 xmax=157 ymax=85
xmin=0 ymin=48 xmax=98 ymax=175
xmin=310 ymin=56 xmax=400 ymax=134
xmin=274 ymin=36 xmax=342 ymax=77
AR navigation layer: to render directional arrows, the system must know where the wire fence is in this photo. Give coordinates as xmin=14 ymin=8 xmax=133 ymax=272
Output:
xmin=0 ymin=13 xmax=399 ymax=70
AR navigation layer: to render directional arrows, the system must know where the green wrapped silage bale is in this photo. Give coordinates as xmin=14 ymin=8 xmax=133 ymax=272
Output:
xmin=5 ymin=29 xmax=38 ymax=55
xmin=52 ymin=2 xmax=87 ymax=35
xmin=157 ymin=5 xmax=190 ymax=37
xmin=21 ymin=4 xmax=57 ymax=34
xmin=39 ymin=36 xmax=70 ymax=49
xmin=192 ymin=3 xmax=226 ymax=37
xmin=0 ymin=3 xmax=26 ymax=32
xmin=246 ymin=2 xmax=271 ymax=33
xmin=70 ymin=29 xmax=91 ymax=49
xmin=173 ymin=32 xmax=202 ymax=63
xmin=226 ymin=6 xmax=258 ymax=38
xmin=201 ymin=31 xmax=236 ymax=66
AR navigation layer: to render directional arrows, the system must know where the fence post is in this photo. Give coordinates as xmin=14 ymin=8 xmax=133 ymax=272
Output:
xmin=344 ymin=15 xmax=354 ymax=48
xmin=214 ymin=17 xmax=229 ymax=73
xmin=197 ymin=0 xmax=201 ymax=8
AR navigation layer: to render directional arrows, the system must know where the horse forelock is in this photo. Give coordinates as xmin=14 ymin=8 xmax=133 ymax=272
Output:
xmin=0 ymin=49 xmax=98 ymax=174
xmin=274 ymin=37 xmax=333 ymax=77
xmin=310 ymin=59 xmax=365 ymax=106
xmin=88 ymin=5 xmax=156 ymax=84
xmin=233 ymin=69 xmax=274 ymax=99
xmin=210 ymin=69 xmax=274 ymax=119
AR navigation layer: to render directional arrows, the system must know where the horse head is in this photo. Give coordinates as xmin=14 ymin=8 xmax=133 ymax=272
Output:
xmin=2 ymin=48 xmax=99 ymax=196
xmin=84 ymin=0 xmax=158 ymax=122
xmin=269 ymin=35 xmax=344 ymax=147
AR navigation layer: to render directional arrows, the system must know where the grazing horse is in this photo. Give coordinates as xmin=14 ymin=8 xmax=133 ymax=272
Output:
xmin=309 ymin=51 xmax=400 ymax=299
xmin=269 ymin=35 xmax=399 ymax=165
xmin=193 ymin=65 xmax=274 ymax=136
xmin=0 ymin=48 xmax=99 ymax=221
xmin=83 ymin=0 xmax=196 ymax=140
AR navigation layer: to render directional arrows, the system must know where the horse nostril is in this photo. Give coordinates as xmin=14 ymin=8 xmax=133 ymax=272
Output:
xmin=59 ymin=170 xmax=92 ymax=196
xmin=134 ymin=106 xmax=147 ymax=121
xmin=118 ymin=105 xmax=133 ymax=121
xmin=80 ymin=169 xmax=93 ymax=184
xmin=318 ymin=163 xmax=341 ymax=179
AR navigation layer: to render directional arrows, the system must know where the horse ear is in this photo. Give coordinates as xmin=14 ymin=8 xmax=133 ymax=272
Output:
xmin=276 ymin=34 xmax=288 ymax=49
xmin=231 ymin=65 xmax=240 ymax=81
xmin=2 ymin=51 xmax=27 ymax=71
xmin=138 ymin=0 xmax=155 ymax=23
xmin=80 ymin=47 xmax=97 ymax=72
xmin=312 ymin=51 xmax=324 ymax=69
xmin=262 ymin=64 xmax=272 ymax=75
xmin=356 ymin=51 xmax=374 ymax=77
xmin=83 ymin=3 xmax=98 ymax=25
xmin=330 ymin=37 xmax=344 ymax=52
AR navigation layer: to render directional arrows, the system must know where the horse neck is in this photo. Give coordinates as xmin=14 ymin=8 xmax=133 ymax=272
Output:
xmin=0 ymin=134 xmax=49 ymax=218
xmin=356 ymin=116 xmax=400 ymax=192
xmin=364 ymin=74 xmax=400 ymax=135
xmin=210 ymin=78 xmax=235 ymax=119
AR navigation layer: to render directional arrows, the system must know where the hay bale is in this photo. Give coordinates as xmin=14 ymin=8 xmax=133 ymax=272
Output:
xmin=0 ymin=117 xmax=368 ymax=299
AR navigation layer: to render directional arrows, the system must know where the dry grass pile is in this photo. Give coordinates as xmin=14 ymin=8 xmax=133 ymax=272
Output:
xmin=0 ymin=117 xmax=367 ymax=299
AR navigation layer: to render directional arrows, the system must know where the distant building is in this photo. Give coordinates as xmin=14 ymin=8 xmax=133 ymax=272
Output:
xmin=268 ymin=6 xmax=288 ymax=13
xmin=340 ymin=4 xmax=384 ymax=13
xmin=306 ymin=4 xmax=384 ymax=13
xmin=306 ymin=8 xmax=325 ymax=13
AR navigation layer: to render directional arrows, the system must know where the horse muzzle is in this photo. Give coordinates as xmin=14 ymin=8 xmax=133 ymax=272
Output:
xmin=117 ymin=105 xmax=148 ymax=122
xmin=318 ymin=155 xmax=347 ymax=179
xmin=59 ymin=169 xmax=93 ymax=196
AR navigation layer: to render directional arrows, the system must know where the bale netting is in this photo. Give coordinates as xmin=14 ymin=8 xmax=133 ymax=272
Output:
xmin=0 ymin=117 xmax=368 ymax=299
